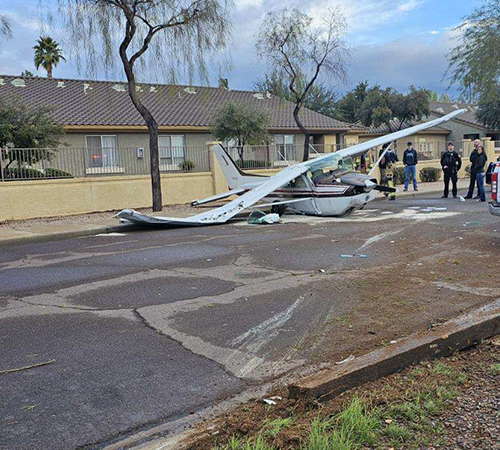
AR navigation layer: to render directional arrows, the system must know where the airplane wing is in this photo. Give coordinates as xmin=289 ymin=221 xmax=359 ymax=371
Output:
xmin=191 ymin=187 xmax=246 ymax=206
xmin=115 ymin=164 xmax=308 ymax=226
xmin=332 ymin=109 xmax=467 ymax=161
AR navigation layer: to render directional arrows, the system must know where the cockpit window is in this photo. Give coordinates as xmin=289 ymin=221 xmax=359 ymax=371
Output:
xmin=307 ymin=154 xmax=354 ymax=174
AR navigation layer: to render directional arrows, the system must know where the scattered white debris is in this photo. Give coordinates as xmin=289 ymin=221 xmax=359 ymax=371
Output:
xmin=358 ymin=254 xmax=368 ymax=258
xmin=335 ymin=355 xmax=355 ymax=365
xmin=206 ymin=259 xmax=212 ymax=262
xmin=381 ymin=211 xmax=395 ymax=215
xmin=459 ymin=196 xmax=466 ymax=202
xmin=319 ymin=269 xmax=326 ymax=273
xmin=94 ymin=233 xmax=126 ymax=237
xmin=390 ymin=241 xmax=395 ymax=243
xmin=340 ymin=254 xmax=354 ymax=258
xmin=390 ymin=340 xmax=397 ymax=344
xmin=270 ymin=396 xmax=282 ymax=401
xmin=408 ymin=206 xmax=421 ymax=210
xmin=112 ymin=84 xmax=126 ymax=92
xmin=263 ymin=398 xmax=277 ymax=405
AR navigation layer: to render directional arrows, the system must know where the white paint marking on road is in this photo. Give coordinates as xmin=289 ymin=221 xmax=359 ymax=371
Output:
xmin=95 ymin=233 xmax=127 ymax=237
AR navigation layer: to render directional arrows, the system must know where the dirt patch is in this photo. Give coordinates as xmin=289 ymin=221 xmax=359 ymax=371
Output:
xmin=185 ymin=338 xmax=500 ymax=450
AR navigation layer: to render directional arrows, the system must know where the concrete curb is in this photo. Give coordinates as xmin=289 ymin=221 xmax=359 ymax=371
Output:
xmin=289 ymin=298 xmax=500 ymax=401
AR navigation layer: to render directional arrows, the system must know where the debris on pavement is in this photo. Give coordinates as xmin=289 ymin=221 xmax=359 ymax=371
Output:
xmin=335 ymin=354 xmax=355 ymax=365
xmin=340 ymin=254 xmax=354 ymax=258
xmin=0 ymin=359 xmax=55 ymax=375
xmin=247 ymin=210 xmax=281 ymax=225
xmin=262 ymin=398 xmax=277 ymax=405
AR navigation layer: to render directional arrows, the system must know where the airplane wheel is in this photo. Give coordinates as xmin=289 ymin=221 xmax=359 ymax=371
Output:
xmin=271 ymin=203 xmax=287 ymax=216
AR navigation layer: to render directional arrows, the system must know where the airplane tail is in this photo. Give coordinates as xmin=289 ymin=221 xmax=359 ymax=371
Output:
xmin=212 ymin=144 xmax=266 ymax=189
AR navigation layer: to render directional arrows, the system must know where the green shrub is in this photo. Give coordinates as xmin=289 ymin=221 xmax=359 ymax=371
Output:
xmin=45 ymin=168 xmax=73 ymax=178
xmin=393 ymin=167 xmax=405 ymax=185
xmin=419 ymin=167 xmax=442 ymax=183
xmin=3 ymin=167 xmax=45 ymax=180
xmin=180 ymin=160 xmax=195 ymax=171
xmin=238 ymin=160 xmax=268 ymax=169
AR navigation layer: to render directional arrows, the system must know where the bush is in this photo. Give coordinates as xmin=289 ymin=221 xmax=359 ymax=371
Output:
xmin=179 ymin=160 xmax=195 ymax=171
xmin=45 ymin=168 xmax=73 ymax=178
xmin=238 ymin=159 xmax=267 ymax=169
xmin=393 ymin=167 xmax=405 ymax=185
xmin=419 ymin=167 xmax=442 ymax=183
xmin=3 ymin=167 xmax=45 ymax=180
xmin=465 ymin=165 xmax=471 ymax=177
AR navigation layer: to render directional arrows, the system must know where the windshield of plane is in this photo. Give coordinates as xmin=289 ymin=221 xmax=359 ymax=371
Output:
xmin=306 ymin=154 xmax=354 ymax=174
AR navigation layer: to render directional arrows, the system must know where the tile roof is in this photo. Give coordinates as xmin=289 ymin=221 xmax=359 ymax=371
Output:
xmin=429 ymin=101 xmax=486 ymax=129
xmin=0 ymin=75 xmax=361 ymax=131
xmin=360 ymin=118 xmax=450 ymax=135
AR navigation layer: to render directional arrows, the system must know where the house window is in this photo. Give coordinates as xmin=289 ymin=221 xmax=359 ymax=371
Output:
xmin=159 ymin=135 xmax=185 ymax=169
xmin=86 ymin=135 xmax=118 ymax=168
xmin=275 ymin=135 xmax=295 ymax=161
xmin=464 ymin=134 xmax=480 ymax=141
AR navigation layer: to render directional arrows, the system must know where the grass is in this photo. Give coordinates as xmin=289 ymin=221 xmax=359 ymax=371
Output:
xmin=211 ymin=360 xmax=467 ymax=450
xmin=490 ymin=363 xmax=500 ymax=375
xmin=263 ymin=418 xmax=293 ymax=439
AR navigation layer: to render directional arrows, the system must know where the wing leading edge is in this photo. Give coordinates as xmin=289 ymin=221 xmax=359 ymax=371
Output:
xmin=116 ymin=164 xmax=308 ymax=226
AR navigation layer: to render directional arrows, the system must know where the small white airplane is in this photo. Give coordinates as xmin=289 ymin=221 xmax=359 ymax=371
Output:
xmin=116 ymin=109 xmax=466 ymax=226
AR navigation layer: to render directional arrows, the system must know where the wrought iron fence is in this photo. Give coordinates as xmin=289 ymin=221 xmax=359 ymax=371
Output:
xmin=0 ymin=146 xmax=211 ymax=181
xmin=0 ymin=141 xmax=463 ymax=182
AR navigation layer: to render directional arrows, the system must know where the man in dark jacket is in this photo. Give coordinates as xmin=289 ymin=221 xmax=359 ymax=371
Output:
xmin=403 ymin=142 xmax=418 ymax=191
xmin=441 ymin=142 xmax=462 ymax=198
xmin=474 ymin=145 xmax=488 ymax=202
xmin=465 ymin=139 xmax=487 ymax=199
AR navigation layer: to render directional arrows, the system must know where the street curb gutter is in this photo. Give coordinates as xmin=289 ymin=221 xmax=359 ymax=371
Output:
xmin=0 ymin=224 xmax=129 ymax=247
xmin=289 ymin=298 xmax=500 ymax=401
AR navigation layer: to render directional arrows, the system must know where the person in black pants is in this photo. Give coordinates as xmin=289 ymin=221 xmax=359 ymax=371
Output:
xmin=441 ymin=142 xmax=462 ymax=198
xmin=465 ymin=139 xmax=487 ymax=199
xmin=474 ymin=145 xmax=487 ymax=202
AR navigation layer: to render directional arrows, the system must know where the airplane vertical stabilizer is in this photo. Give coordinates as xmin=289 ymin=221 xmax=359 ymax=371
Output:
xmin=212 ymin=145 xmax=267 ymax=189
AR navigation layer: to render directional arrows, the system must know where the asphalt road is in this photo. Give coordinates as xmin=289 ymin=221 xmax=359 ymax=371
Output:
xmin=1 ymin=192 xmax=499 ymax=450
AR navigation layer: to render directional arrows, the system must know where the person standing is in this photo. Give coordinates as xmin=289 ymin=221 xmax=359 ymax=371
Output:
xmin=403 ymin=142 xmax=418 ymax=191
xmin=474 ymin=145 xmax=487 ymax=202
xmin=465 ymin=139 xmax=486 ymax=199
xmin=379 ymin=143 xmax=398 ymax=199
xmin=441 ymin=142 xmax=462 ymax=198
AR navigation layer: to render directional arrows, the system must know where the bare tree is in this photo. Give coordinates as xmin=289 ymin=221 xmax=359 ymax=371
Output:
xmin=0 ymin=14 xmax=12 ymax=41
xmin=43 ymin=0 xmax=231 ymax=211
xmin=256 ymin=8 xmax=348 ymax=161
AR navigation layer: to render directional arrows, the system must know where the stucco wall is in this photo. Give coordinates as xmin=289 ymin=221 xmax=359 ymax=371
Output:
xmin=426 ymin=114 xmax=486 ymax=142
xmin=0 ymin=173 xmax=216 ymax=221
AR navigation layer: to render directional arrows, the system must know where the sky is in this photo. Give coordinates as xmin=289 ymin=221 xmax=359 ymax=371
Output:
xmin=0 ymin=0 xmax=483 ymax=97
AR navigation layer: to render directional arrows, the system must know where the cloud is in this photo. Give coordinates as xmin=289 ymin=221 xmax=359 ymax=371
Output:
xmin=347 ymin=29 xmax=458 ymax=95
xmin=429 ymin=30 xmax=440 ymax=35
xmin=397 ymin=0 xmax=426 ymax=12
xmin=235 ymin=0 xmax=264 ymax=10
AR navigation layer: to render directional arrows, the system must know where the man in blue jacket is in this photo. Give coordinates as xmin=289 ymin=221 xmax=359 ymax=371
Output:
xmin=403 ymin=142 xmax=418 ymax=191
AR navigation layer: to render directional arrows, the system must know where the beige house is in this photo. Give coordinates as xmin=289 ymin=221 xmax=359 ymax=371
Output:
xmin=0 ymin=75 xmax=363 ymax=176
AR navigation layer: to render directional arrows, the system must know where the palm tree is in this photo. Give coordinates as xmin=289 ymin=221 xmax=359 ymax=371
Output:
xmin=33 ymin=36 xmax=66 ymax=78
